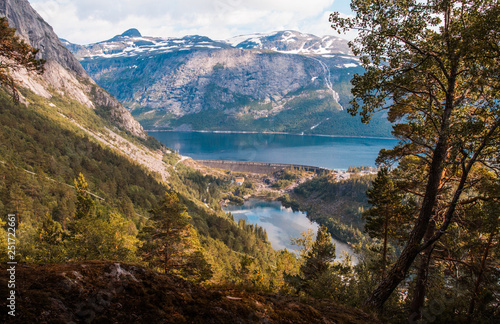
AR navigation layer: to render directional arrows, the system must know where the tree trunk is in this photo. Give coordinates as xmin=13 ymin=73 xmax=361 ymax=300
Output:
xmin=363 ymin=60 xmax=458 ymax=312
xmin=364 ymin=107 xmax=453 ymax=311
xmin=164 ymin=247 xmax=170 ymax=274
xmin=467 ymin=229 xmax=496 ymax=321
xmin=382 ymin=208 xmax=389 ymax=280
xmin=409 ymin=220 xmax=435 ymax=321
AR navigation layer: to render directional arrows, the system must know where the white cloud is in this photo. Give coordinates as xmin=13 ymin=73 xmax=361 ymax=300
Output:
xmin=28 ymin=0 xmax=353 ymax=44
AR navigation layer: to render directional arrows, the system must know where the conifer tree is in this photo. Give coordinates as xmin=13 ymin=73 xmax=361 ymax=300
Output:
xmin=330 ymin=0 xmax=500 ymax=310
xmin=301 ymin=225 xmax=336 ymax=282
xmin=288 ymin=226 xmax=338 ymax=296
xmin=74 ymin=173 xmax=94 ymax=220
xmin=35 ymin=212 xmax=65 ymax=262
xmin=139 ymin=191 xmax=212 ymax=281
xmin=69 ymin=174 xmax=138 ymax=261
xmin=0 ymin=17 xmax=44 ymax=101
xmin=363 ymin=168 xmax=411 ymax=280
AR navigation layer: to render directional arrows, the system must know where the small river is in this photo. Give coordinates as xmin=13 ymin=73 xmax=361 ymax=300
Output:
xmin=150 ymin=131 xmax=397 ymax=170
xmin=223 ymin=198 xmax=357 ymax=263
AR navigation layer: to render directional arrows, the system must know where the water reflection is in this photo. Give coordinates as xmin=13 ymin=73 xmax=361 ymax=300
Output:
xmin=223 ymin=198 xmax=356 ymax=262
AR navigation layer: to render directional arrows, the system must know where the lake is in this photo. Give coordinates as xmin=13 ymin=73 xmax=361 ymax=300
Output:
xmin=223 ymin=198 xmax=357 ymax=262
xmin=150 ymin=131 xmax=397 ymax=170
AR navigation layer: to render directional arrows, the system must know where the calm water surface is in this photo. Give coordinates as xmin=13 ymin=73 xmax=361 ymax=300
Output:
xmin=151 ymin=131 xmax=386 ymax=259
xmin=223 ymin=198 xmax=356 ymax=262
xmin=150 ymin=131 xmax=397 ymax=170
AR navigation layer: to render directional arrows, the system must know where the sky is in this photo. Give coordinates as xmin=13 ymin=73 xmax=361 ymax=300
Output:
xmin=28 ymin=0 xmax=355 ymax=45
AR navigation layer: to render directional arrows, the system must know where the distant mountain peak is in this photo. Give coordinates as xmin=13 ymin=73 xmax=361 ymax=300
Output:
xmin=121 ymin=28 xmax=141 ymax=38
xmin=106 ymin=28 xmax=143 ymax=42
xmin=226 ymin=30 xmax=351 ymax=55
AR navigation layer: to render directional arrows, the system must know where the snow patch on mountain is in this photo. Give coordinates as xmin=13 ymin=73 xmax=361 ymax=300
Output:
xmin=67 ymin=29 xmax=356 ymax=60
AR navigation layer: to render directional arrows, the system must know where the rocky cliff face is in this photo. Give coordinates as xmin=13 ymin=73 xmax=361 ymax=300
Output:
xmin=64 ymin=29 xmax=387 ymax=135
xmin=0 ymin=0 xmax=145 ymax=138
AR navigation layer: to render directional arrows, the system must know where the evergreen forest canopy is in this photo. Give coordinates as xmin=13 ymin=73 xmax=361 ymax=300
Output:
xmin=330 ymin=0 xmax=500 ymax=321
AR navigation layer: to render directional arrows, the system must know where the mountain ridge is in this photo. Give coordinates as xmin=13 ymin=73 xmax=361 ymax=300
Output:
xmin=64 ymin=29 xmax=354 ymax=59
xmin=0 ymin=0 xmax=145 ymax=138
xmin=63 ymin=28 xmax=393 ymax=137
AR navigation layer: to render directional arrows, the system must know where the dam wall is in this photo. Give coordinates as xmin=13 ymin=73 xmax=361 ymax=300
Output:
xmin=194 ymin=159 xmax=330 ymax=175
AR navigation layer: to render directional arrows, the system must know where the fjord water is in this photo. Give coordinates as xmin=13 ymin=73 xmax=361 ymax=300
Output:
xmin=151 ymin=131 xmax=397 ymax=169
xmin=151 ymin=131 xmax=394 ymax=261
xmin=223 ymin=199 xmax=357 ymax=262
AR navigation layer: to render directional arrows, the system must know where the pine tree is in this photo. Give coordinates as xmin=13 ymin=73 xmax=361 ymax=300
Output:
xmin=68 ymin=174 xmax=138 ymax=261
xmin=35 ymin=212 xmax=65 ymax=262
xmin=0 ymin=17 xmax=44 ymax=101
xmin=363 ymin=168 xmax=411 ymax=280
xmin=139 ymin=191 xmax=211 ymax=278
xmin=331 ymin=0 xmax=500 ymax=310
xmin=288 ymin=226 xmax=338 ymax=297
xmin=301 ymin=225 xmax=336 ymax=282
xmin=74 ymin=173 xmax=94 ymax=220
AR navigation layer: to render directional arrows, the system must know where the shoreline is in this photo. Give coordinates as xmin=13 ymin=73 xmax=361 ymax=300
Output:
xmin=145 ymin=129 xmax=396 ymax=141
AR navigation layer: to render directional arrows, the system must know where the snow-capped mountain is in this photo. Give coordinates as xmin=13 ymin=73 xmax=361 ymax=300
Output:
xmin=227 ymin=30 xmax=352 ymax=56
xmin=62 ymin=29 xmax=389 ymax=137
xmin=62 ymin=29 xmax=231 ymax=60
xmin=65 ymin=29 xmax=355 ymax=60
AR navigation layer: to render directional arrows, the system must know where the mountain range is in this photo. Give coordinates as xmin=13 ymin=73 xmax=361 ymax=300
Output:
xmin=63 ymin=29 xmax=392 ymax=137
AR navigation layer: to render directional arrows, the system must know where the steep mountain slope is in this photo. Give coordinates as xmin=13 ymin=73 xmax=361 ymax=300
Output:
xmin=0 ymin=0 xmax=278 ymax=288
xmin=65 ymin=30 xmax=392 ymax=137
xmin=0 ymin=0 xmax=144 ymax=138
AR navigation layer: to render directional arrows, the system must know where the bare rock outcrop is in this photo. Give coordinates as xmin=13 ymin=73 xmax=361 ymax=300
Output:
xmin=0 ymin=0 xmax=146 ymax=138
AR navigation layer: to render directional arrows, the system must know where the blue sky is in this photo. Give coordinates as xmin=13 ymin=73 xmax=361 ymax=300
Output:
xmin=28 ymin=0 xmax=354 ymax=44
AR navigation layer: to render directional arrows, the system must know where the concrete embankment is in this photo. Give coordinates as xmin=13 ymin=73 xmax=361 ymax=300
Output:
xmin=194 ymin=159 xmax=329 ymax=175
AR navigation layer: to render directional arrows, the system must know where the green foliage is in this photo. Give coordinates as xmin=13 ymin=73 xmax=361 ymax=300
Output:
xmin=67 ymin=211 xmax=139 ymax=261
xmin=331 ymin=0 xmax=500 ymax=312
xmin=65 ymin=174 xmax=139 ymax=261
xmin=74 ymin=173 xmax=95 ymax=220
xmin=284 ymin=173 xmax=376 ymax=244
xmin=0 ymin=17 xmax=44 ymax=101
xmin=363 ymin=168 xmax=415 ymax=279
xmin=271 ymin=168 xmax=301 ymax=189
xmin=0 ymin=88 xmax=277 ymax=286
xmin=34 ymin=212 xmax=66 ymax=262
xmin=139 ymin=191 xmax=194 ymax=272
xmin=138 ymin=190 xmax=213 ymax=282
xmin=288 ymin=227 xmax=358 ymax=301
xmin=212 ymin=62 xmax=224 ymax=71
xmin=182 ymin=250 xmax=214 ymax=284
xmin=301 ymin=225 xmax=336 ymax=281
xmin=271 ymin=179 xmax=292 ymax=189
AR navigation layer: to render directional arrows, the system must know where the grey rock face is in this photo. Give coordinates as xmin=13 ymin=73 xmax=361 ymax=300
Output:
xmin=0 ymin=0 xmax=146 ymax=138
xmin=65 ymin=29 xmax=363 ymax=133
xmin=0 ymin=0 xmax=88 ymax=77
